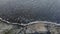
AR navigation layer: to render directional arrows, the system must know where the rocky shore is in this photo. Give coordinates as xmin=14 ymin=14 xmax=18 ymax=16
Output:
xmin=0 ymin=18 xmax=60 ymax=34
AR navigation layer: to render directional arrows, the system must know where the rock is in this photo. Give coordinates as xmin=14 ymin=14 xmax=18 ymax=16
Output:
xmin=0 ymin=21 xmax=21 ymax=34
xmin=0 ymin=19 xmax=60 ymax=34
xmin=0 ymin=21 xmax=13 ymax=34
xmin=18 ymin=21 xmax=60 ymax=34
xmin=19 ymin=21 xmax=48 ymax=34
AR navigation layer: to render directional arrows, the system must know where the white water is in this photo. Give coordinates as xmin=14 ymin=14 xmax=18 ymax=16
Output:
xmin=0 ymin=17 xmax=60 ymax=26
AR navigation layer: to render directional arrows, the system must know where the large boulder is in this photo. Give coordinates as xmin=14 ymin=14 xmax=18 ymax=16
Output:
xmin=0 ymin=21 xmax=21 ymax=34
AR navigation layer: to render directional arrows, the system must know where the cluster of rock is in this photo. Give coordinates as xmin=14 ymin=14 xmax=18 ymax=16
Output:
xmin=18 ymin=21 xmax=60 ymax=34
xmin=0 ymin=18 xmax=60 ymax=34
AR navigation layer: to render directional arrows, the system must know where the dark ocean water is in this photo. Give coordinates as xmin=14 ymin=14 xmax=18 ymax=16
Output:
xmin=0 ymin=0 xmax=60 ymax=23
